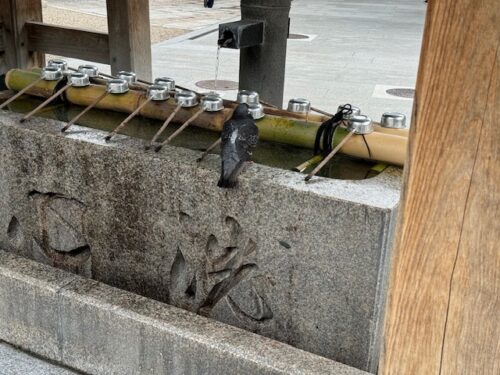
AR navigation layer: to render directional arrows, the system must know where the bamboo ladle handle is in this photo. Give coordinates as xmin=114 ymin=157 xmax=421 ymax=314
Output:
xmin=21 ymin=82 xmax=71 ymax=123
xmin=155 ymin=107 xmax=205 ymax=152
xmin=105 ymin=96 xmax=153 ymax=141
xmin=147 ymin=104 xmax=182 ymax=148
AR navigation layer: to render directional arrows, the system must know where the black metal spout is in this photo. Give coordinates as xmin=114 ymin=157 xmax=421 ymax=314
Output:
xmin=218 ymin=20 xmax=264 ymax=49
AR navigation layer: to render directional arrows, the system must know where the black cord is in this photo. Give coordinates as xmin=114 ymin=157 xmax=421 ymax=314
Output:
xmin=361 ymin=134 xmax=372 ymax=159
xmin=314 ymin=104 xmax=353 ymax=156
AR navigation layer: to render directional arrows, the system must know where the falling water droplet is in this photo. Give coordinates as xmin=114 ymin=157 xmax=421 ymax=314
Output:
xmin=214 ymin=45 xmax=221 ymax=94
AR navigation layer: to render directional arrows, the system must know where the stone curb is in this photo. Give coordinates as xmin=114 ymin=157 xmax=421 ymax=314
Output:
xmin=0 ymin=251 xmax=368 ymax=375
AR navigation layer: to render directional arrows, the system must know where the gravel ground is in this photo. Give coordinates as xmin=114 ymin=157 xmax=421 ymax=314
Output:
xmin=42 ymin=0 xmax=240 ymax=37
xmin=42 ymin=4 xmax=190 ymax=44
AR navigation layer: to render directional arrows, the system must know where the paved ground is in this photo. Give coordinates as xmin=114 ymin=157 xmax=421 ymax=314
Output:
xmin=0 ymin=342 xmax=79 ymax=375
xmin=47 ymin=0 xmax=426 ymax=124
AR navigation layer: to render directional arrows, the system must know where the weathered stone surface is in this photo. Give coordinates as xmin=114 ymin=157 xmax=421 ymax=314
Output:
xmin=0 ymin=111 xmax=401 ymax=372
xmin=0 ymin=342 xmax=79 ymax=375
xmin=0 ymin=251 xmax=368 ymax=375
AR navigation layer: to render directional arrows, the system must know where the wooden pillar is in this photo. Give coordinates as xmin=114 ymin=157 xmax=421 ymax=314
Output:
xmin=106 ymin=0 xmax=152 ymax=81
xmin=0 ymin=0 xmax=44 ymax=73
xmin=380 ymin=1 xmax=499 ymax=374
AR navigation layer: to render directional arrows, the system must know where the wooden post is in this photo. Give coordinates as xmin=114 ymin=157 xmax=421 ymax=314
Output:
xmin=380 ymin=0 xmax=499 ymax=374
xmin=0 ymin=0 xmax=44 ymax=73
xmin=106 ymin=0 xmax=152 ymax=81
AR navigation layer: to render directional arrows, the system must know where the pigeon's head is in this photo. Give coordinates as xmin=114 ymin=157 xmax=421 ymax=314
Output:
xmin=232 ymin=103 xmax=251 ymax=119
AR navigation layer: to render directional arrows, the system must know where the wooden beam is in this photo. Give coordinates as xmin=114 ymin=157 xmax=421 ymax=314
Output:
xmin=439 ymin=49 xmax=499 ymax=375
xmin=0 ymin=0 xmax=43 ymax=73
xmin=26 ymin=22 xmax=109 ymax=64
xmin=380 ymin=1 xmax=499 ymax=374
xmin=106 ymin=0 xmax=152 ymax=80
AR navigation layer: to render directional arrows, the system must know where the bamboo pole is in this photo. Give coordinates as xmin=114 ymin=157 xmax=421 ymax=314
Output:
xmin=4 ymin=69 xmax=408 ymax=166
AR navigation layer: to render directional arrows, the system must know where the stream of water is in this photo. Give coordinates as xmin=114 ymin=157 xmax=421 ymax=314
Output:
xmin=214 ymin=45 xmax=221 ymax=93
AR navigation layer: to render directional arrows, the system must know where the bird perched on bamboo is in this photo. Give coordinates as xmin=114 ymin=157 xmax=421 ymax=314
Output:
xmin=218 ymin=103 xmax=259 ymax=188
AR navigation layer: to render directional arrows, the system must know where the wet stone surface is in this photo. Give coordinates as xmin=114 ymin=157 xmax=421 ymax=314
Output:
xmin=0 ymin=111 xmax=401 ymax=372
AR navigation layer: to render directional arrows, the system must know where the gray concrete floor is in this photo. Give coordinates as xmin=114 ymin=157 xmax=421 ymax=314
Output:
xmin=0 ymin=342 xmax=79 ymax=375
xmin=57 ymin=0 xmax=426 ymax=124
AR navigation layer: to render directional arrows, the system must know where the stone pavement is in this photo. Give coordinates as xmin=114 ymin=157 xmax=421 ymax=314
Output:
xmin=151 ymin=0 xmax=426 ymax=123
xmin=0 ymin=342 xmax=79 ymax=375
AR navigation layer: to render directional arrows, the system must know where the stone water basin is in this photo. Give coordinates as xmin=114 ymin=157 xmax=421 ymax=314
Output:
xmin=0 ymin=108 xmax=401 ymax=373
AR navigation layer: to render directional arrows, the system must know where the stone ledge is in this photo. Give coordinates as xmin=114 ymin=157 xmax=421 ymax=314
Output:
xmin=0 ymin=251 xmax=368 ymax=375
xmin=0 ymin=110 xmax=402 ymax=210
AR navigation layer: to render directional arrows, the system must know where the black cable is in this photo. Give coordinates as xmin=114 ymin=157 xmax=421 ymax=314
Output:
xmin=314 ymin=104 xmax=354 ymax=156
xmin=361 ymin=134 xmax=372 ymax=159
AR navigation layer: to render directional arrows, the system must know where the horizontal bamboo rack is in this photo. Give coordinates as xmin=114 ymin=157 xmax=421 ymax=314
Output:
xmin=5 ymin=69 xmax=408 ymax=166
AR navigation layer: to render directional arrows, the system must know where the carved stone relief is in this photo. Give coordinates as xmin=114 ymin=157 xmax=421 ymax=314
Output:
xmin=169 ymin=213 xmax=274 ymax=325
xmin=6 ymin=191 xmax=91 ymax=277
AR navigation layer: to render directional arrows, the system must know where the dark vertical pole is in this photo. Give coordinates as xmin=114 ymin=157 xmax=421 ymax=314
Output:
xmin=0 ymin=0 xmax=44 ymax=74
xmin=106 ymin=0 xmax=152 ymax=81
xmin=239 ymin=0 xmax=291 ymax=107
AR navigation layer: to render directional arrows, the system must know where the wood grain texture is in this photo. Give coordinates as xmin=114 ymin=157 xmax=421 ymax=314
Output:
xmin=26 ymin=21 xmax=109 ymax=63
xmin=380 ymin=0 xmax=499 ymax=374
xmin=0 ymin=0 xmax=44 ymax=73
xmin=106 ymin=0 xmax=152 ymax=80
xmin=440 ymin=46 xmax=499 ymax=375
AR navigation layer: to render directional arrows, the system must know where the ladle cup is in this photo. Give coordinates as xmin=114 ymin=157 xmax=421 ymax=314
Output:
xmin=61 ymin=79 xmax=129 ymax=132
xmin=0 ymin=66 xmax=62 ymax=111
xmin=105 ymin=85 xmax=170 ymax=141
xmin=155 ymin=93 xmax=223 ymax=152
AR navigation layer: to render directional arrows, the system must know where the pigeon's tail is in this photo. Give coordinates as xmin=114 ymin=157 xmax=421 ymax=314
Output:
xmin=217 ymin=175 xmax=239 ymax=189
xmin=218 ymin=159 xmax=243 ymax=189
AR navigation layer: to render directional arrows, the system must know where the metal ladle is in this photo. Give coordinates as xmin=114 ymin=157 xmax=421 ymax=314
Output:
xmin=21 ymin=72 xmax=91 ymax=123
xmin=305 ymin=115 xmax=374 ymax=181
xmin=0 ymin=66 xmax=63 ymax=111
xmin=380 ymin=112 xmax=407 ymax=129
xmin=155 ymin=93 xmax=224 ymax=152
xmin=237 ymin=90 xmax=260 ymax=105
xmin=118 ymin=71 xmax=137 ymax=84
xmin=154 ymin=77 xmax=176 ymax=92
xmin=78 ymin=65 xmax=100 ymax=79
xmin=288 ymin=97 xmax=312 ymax=122
xmin=148 ymin=90 xmax=197 ymax=149
xmin=61 ymin=78 xmax=129 ymax=132
xmin=105 ymin=85 xmax=170 ymax=141
xmin=48 ymin=59 xmax=69 ymax=73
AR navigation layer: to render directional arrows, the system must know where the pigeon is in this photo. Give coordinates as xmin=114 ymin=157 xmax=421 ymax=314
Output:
xmin=218 ymin=103 xmax=259 ymax=188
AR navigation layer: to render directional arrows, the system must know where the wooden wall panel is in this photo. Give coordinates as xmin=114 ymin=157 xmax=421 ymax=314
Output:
xmin=440 ymin=47 xmax=499 ymax=375
xmin=0 ymin=0 xmax=43 ymax=72
xmin=380 ymin=0 xmax=499 ymax=374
